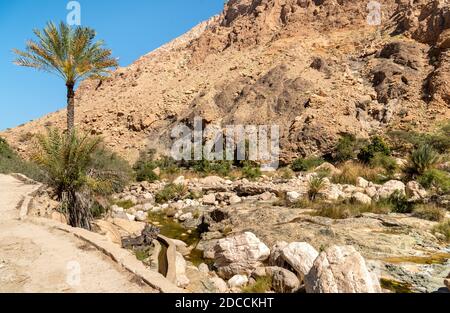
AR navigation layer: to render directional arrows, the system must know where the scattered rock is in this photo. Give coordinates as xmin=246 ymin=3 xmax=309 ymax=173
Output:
xmin=352 ymin=192 xmax=372 ymax=205
xmin=202 ymin=194 xmax=217 ymax=205
xmin=265 ymin=266 xmax=300 ymax=293
xmin=280 ymin=242 xmax=319 ymax=280
xmin=173 ymin=176 xmax=186 ymax=186
xmin=356 ymin=177 xmax=369 ymax=189
xmin=228 ymin=275 xmax=248 ymax=288
xmin=315 ymin=162 xmax=341 ymax=176
xmin=214 ymin=232 xmax=270 ymax=279
xmin=305 ymin=246 xmax=381 ymax=293
xmin=209 ymin=276 xmax=229 ymax=292
xmin=175 ymin=252 xmax=190 ymax=288
xmin=134 ymin=210 xmax=147 ymax=222
xmin=376 ymin=180 xmax=405 ymax=200
xmin=406 ymin=181 xmax=427 ymax=201
xmin=229 ymin=195 xmax=242 ymax=204
xmin=198 ymin=263 xmax=210 ymax=273
xmin=286 ymin=191 xmax=301 ymax=203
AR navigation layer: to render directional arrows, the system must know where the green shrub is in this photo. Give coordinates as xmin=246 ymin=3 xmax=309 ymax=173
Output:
xmin=418 ymin=169 xmax=450 ymax=194
xmin=370 ymin=153 xmax=398 ymax=176
xmin=358 ymin=136 xmax=391 ymax=164
xmin=242 ymin=161 xmax=262 ymax=180
xmin=135 ymin=163 xmax=160 ymax=182
xmin=308 ymin=174 xmax=327 ymax=201
xmin=241 ymin=276 xmax=272 ymax=293
xmin=406 ymin=144 xmax=440 ymax=176
xmin=192 ymin=159 xmax=232 ymax=177
xmin=0 ymin=137 xmax=44 ymax=181
xmin=113 ymin=200 xmax=135 ymax=210
xmin=333 ymin=134 xmax=366 ymax=163
xmin=155 ymin=183 xmax=188 ymax=204
xmin=388 ymin=190 xmax=414 ymax=213
xmin=413 ymin=205 xmax=446 ymax=222
xmin=291 ymin=157 xmax=324 ymax=172
xmin=134 ymin=150 xmax=180 ymax=181
xmin=432 ymin=220 xmax=450 ymax=242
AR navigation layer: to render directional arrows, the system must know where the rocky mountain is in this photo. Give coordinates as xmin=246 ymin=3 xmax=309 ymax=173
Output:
xmin=2 ymin=0 xmax=450 ymax=164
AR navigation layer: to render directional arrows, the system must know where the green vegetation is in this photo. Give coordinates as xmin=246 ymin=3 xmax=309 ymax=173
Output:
xmin=357 ymin=136 xmax=391 ymax=164
xmin=307 ymin=174 xmax=327 ymax=201
xmin=241 ymin=276 xmax=272 ymax=293
xmin=412 ymin=205 xmax=446 ymax=222
xmin=155 ymin=183 xmax=188 ymax=204
xmin=0 ymin=137 xmax=44 ymax=181
xmin=33 ymin=128 xmax=125 ymax=229
xmin=406 ymin=144 xmax=440 ymax=176
xmin=332 ymin=134 xmax=366 ymax=163
xmin=388 ymin=190 xmax=414 ymax=214
xmin=192 ymin=159 xmax=232 ymax=177
xmin=417 ymin=169 xmax=450 ymax=194
xmin=312 ymin=200 xmax=391 ymax=219
xmin=291 ymin=157 xmax=324 ymax=172
xmin=113 ymin=200 xmax=135 ymax=210
xmin=380 ymin=278 xmax=413 ymax=293
xmin=433 ymin=220 xmax=450 ymax=242
xmin=241 ymin=161 xmax=262 ymax=180
xmin=14 ymin=22 xmax=117 ymax=132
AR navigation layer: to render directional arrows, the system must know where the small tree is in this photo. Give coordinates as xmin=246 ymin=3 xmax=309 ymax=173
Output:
xmin=14 ymin=22 xmax=118 ymax=132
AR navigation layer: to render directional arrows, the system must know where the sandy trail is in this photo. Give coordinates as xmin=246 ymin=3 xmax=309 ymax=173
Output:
xmin=0 ymin=174 xmax=156 ymax=293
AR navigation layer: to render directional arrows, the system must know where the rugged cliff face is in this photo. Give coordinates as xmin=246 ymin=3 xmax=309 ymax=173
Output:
xmin=2 ymin=0 xmax=449 ymax=164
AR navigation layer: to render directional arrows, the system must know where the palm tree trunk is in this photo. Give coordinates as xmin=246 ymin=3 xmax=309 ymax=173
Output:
xmin=66 ymin=83 xmax=75 ymax=132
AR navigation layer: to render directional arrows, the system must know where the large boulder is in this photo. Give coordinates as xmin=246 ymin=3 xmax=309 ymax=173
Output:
xmin=214 ymin=232 xmax=270 ymax=279
xmin=175 ymin=252 xmax=190 ymax=288
xmin=351 ymin=192 xmax=372 ymax=205
xmin=376 ymin=180 xmax=405 ymax=200
xmin=93 ymin=220 xmax=122 ymax=245
xmin=265 ymin=267 xmax=300 ymax=293
xmin=406 ymin=181 xmax=428 ymax=201
xmin=305 ymin=246 xmax=381 ymax=293
xmin=228 ymin=275 xmax=248 ymax=288
xmin=280 ymin=242 xmax=319 ymax=281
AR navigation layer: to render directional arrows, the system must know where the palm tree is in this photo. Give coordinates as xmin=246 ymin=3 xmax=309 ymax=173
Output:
xmin=13 ymin=22 xmax=118 ymax=132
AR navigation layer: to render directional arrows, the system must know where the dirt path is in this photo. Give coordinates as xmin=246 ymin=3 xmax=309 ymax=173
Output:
xmin=0 ymin=174 xmax=156 ymax=293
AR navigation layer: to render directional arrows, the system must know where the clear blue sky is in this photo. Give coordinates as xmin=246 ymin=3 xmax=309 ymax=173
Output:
xmin=0 ymin=0 xmax=224 ymax=131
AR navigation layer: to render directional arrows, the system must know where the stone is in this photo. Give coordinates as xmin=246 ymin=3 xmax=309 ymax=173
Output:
xmin=142 ymin=203 xmax=153 ymax=212
xmin=152 ymin=167 xmax=161 ymax=177
xmin=259 ymin=192 xmax=274 ymax=201
xmin=280 ymin=242 xmax=319 ymax=280
xmin=198 ymin=263 xmax=210 ymax=273
xmin=126 ymin=213 xmax=136 ymax=221
xmin=406 ymin=181 xmax=427 ymax=200
xmin=112 ymin=218 xmax=146 ymax=236
xmin=376 ymin=180 xmax=405 ymax=199
xmin=173 ymin=176 xmax=186 ymax=186
xmin=214 ymin=232 xmax=270 ymax=279
xmin=356 ymin=177 xmax=369 ymax=189
xmin=320 ymin=184 xmax=344 ymax=201
xmin=142 ymin=192 xmax=154 ymax=202
xmin=92 ymin=220 xmax=122 ymax=245
xmin=175 ymin=252 xmax=190 ymax=288
xmin=202 ymin=194 xmax=217 ymax=205
xmin=304 ymin=246 xmax=381 ymax=293
xmin=122 ymin=195 xmax=138 ymax=204
xmin=351 ymin=192 xmax=372 ymax=205
xmin=229 ymin=195 xmax=242 ymax=205
xmin=315 ymin=162 xmax=341 ymax=176
xmin=51 ymin=211 xmax=67 ymax=224
xmin=111 ymin=205 xmax=124 ymax=213
xmin=209 ymin=276 xmax=228 ymax=293
xmin=286 ymin=191 xmax=301 ymax=203
xmin=199 ymin=176 xmax=225 ymax=186
xmin=268 ymin=241 xmax=289 ymax=267
xmin=134 ymin=210 xmax=147 ymax=222
xmin=365 ymin=186 xmax=378 ymax=198
xmin=179 ymin=212 xmax=193 ymax=222
xmin=265 ymin=267 xmax=300 ymax=293
xmin=228 ymin=275 xmax=248 ymax=288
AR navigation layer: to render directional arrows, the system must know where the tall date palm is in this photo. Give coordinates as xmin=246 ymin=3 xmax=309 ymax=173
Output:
xmin=13 ymin=22 xmax=118 ymax=132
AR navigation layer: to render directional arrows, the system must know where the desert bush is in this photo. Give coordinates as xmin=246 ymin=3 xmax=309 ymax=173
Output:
xmin=0 ymin=137 xmax=44 ymax=181
xmin=279 ymin=167 xmax=294 ymax=180
xmin=370 ymin=153 xmax=398 ymax=176
xmin=155 ymin=183 xmax=188 ymax=204
xmin=389 ymin=122 xmax=450 ymax=154
xmin=432 ymin=220 xmax=450 ymax=242
xmin=33 ymin=129 xmax=116 ymax=229
xmin=192 ymin=159 xmax=232 ymax=177
xmin=291 ymin=157 xmax=324 ymax=172
xmin=405 ymin=144 xmax=440 ymax=176
xmin=314 ymin=200 xmax=391 ymax=219
xmin=417 ymin=169 xmax=450 ymax=194
xmin=308 ymin=174 xmax=327 ymax=201
xmin=331 ymin=162 xmax=384 ymax=185
xmin=358 ymin=136 xmax=391 ymax=164
xmin=241 ymin=276 xmax=272 ymax=293
xmin=333 ymin=134 xmax=367 ymax=163
xmin=413 ymin=205 xmax=446 ymax=222
xmin=388 ymin=190 xmax=414 ymax=214
xmin=241 ymin=161 xmax=262 ymax=180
